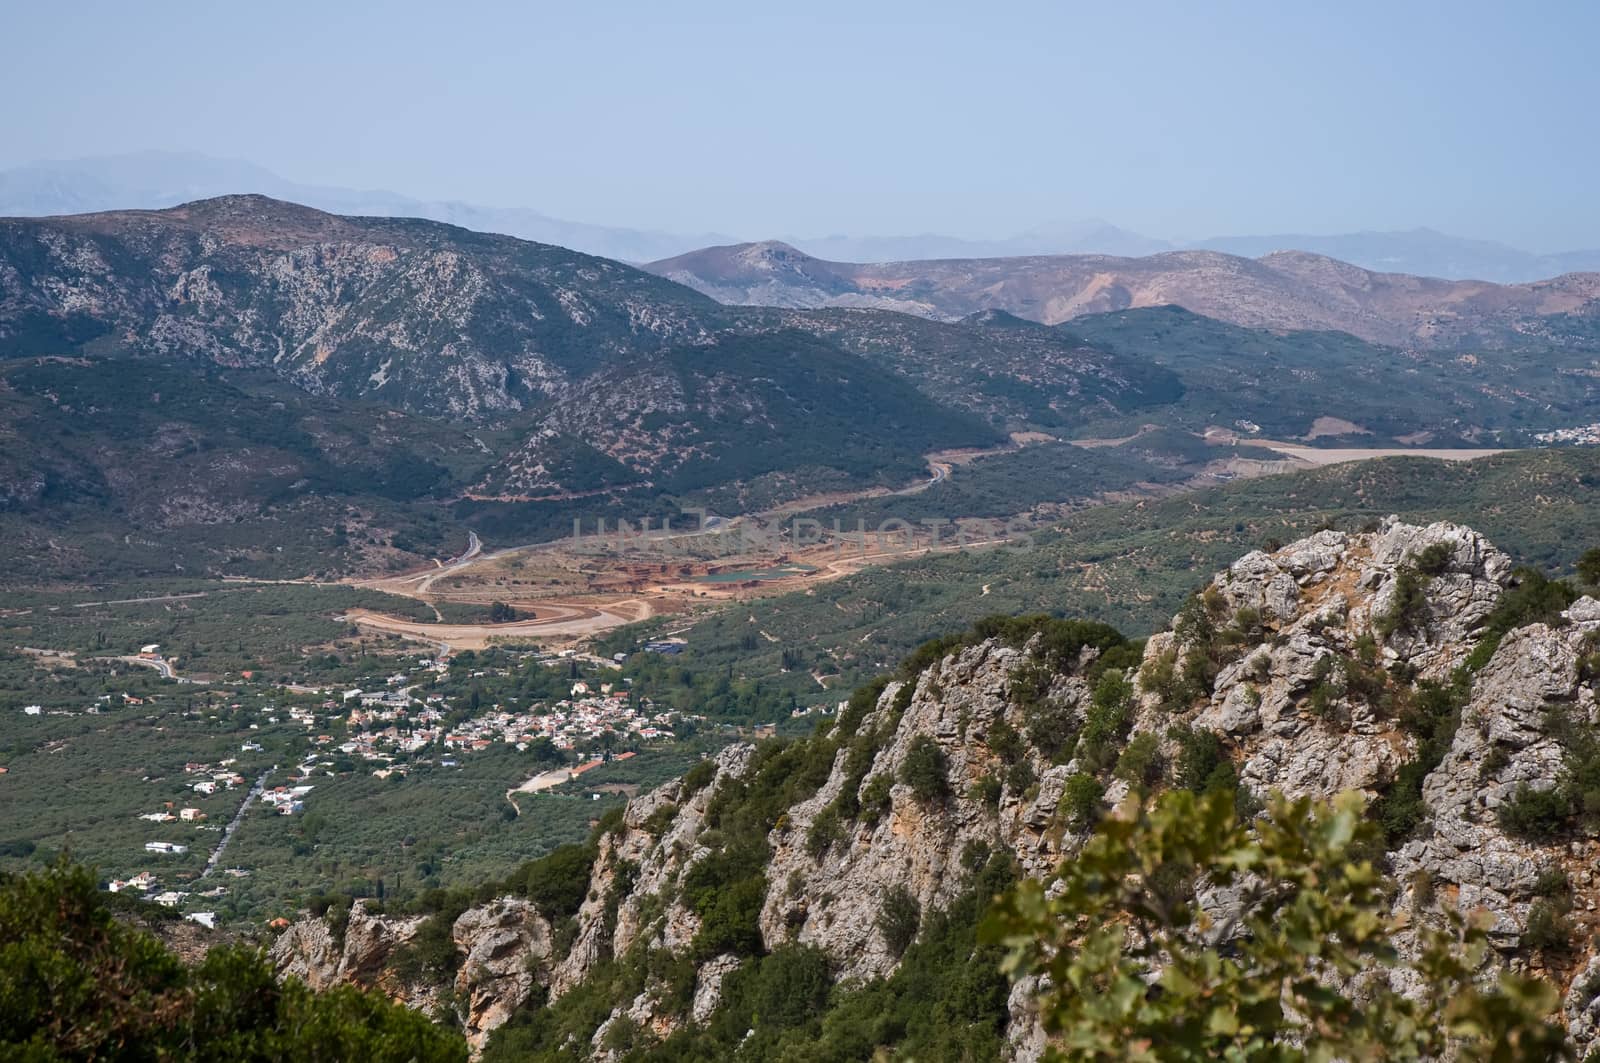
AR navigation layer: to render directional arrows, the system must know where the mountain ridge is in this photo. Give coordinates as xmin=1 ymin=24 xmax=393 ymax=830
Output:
xmin=647 ymin=240 xmax=1600 ymax=348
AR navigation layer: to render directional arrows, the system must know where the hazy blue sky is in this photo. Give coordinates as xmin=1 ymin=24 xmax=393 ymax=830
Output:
xmin=3 ymin=0 xmax=1596 ymax=249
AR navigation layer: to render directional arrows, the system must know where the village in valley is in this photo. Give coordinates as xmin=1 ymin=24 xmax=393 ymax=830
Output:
xmin=7 ymin=628 xmax=713 ymax=928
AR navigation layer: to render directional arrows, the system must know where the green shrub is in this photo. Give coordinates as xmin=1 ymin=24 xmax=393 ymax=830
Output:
xmin=877 ymin=887 xmax=921 ymax=957
xmin=744 ymin=945 xmax=832 ymax=1031
xmin=900 ymin=736 xmax=950 ymax=803
xmin=806 ymin=804 xmax=843 ymax=859
xmin=1495 ymin=703 xmax=1600 ymax=841
xmin=0 ymin=861 xmax=467 ymax=1061
xmin=516 ymin=844 xmax=596 ymax=920
xmin=1019 ymin=679 xmax=1078 ymax=762
xmin=1578 ymin=547 xmax=1600 ymax=587
xmin=681 ymin=758 xmax=717 ymax=795
xmin=960 ymin=839 xmax=993 ymax=873
xmin=1170 ymin=725 xmax=1232 ymax=796
xmin=1005 ymin=757 xmax=1036 ymax=796
xmin=987 ymin=717 xmax=1025 ymax=765
xmin=1376 ymin=565 xmax=1430 ymax=640
xmin=859 ymin=774 xmax=893 ymax=824
xmin=1078 ymin=669 xmax=1134 ymax=772
xmin=985 ymin=789 xmax=1569 ymax=1062
xmin=1466 ymin=568 xmax=1578 ymax=671
xmin=832 ymin=676 xmax=890 ymax=738
xmin=1499 ymin=784 xmax=1573 ymax=841
xmin=391 ymin=904 xmax=466 ymax=985
xmin=1115 ymin=732 xmax=1165 ymax=789
xmin=969 ymin=772 xmax=1003 ymax=808
xmin=1058 ymin=772 xmax=1105 ymax=830
xmin=642 ymin=802 xmax=678 ymax=836
xmin=691 ymin=874 xmax=767 ymax=960
xmin=1523 ymin=898 xmax=1574 ymax=954
xmin=1413 ymin=542 xmax=1454 ymax=577
xmin=1139 ymin=648 xmax=1183 ymax=711
xmin=1371 ymin=669 xmax=1470 ymax=844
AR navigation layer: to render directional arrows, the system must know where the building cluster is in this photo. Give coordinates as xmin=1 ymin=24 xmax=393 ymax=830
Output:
xmin=261 ymin=783 xmax=314 ymax=816
xmin=336 ymin=683 xmax=691 ymax=764
xmin=1534 ymin=423 xmax=1600 ymax=445
xmin=19 ymin=692 xmax=137 ymax=716
xmin=186 ymin=760 xmax=248 ymax=796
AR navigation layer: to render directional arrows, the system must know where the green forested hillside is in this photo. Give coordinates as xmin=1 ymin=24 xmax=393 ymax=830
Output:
xmin=0 ymin=355 xmax=488 ymax=583
xmin=1062 ymin=305 xmax=1600 ymax=442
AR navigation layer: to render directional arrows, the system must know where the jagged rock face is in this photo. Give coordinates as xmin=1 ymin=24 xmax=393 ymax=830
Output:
xmin=554 ymin=742 xmax=759 ymax=1002
xmin=1136 ymin=518 xmax=1600 ymax=1057
xmin=453 ymin=899 xmax=554 ymax=1050
xmin=759 ymin=643 xmax=1086 ymax=982
xmin=270 ymin=903 xmax=437 ymax=1014
xmin=274 ymin=518 xmax=1600 ymax=1058
xmin=1394 ymin=619 xmax=1595 ymax=938
xmin=1159 ymin=520 xmax=1515 ymax=799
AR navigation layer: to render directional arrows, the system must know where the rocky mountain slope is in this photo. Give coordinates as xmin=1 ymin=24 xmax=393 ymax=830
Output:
xmin=272 ymin=518 xmax=1600 ymax=1059
xmin=0 ymin=194 xmax=719 ymax=419
xmin=648 ymin=241 xmax=1600 ymax=349
xmin=1 ymin=196 xmax=1192 ymax=522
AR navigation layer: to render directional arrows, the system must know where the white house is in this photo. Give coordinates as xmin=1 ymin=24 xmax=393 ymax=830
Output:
xmin=108 ymin=871 xmax=157 ymax=893
xmin=144 ymin=841 xmax=187 ymax=855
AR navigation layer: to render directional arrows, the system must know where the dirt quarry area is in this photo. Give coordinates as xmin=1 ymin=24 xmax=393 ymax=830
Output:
xmin=1254 ymin=441 xmax=1511 ymax=465
xmin=346 ymin=519 xmax=1005 ymax=651
xmin=343 ymin=601 xmax=652 ymax=651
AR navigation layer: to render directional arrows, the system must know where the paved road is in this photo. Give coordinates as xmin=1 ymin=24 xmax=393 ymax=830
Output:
xmin=105 ymin=655 xmax=184 ymax=681
xmin=201 ymin=768 xmax=273 ymax=878
xmin=373 ymin=531 xmax=483 ymax=593
xmin=74 ymin=591 xmax=213 ymax=608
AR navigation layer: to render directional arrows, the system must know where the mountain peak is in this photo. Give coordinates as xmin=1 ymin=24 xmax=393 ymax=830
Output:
xmin=959 ymin=308 xmax=1040 ymax=330
xmin=162 ymin=192 xmax=339 ymax=224
xmin=28 ymin=193 xmax=357 ymax=250
xmin=734 ymin=239 xmax=815 ymax=267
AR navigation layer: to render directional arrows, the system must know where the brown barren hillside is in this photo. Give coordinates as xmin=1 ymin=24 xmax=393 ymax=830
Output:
xmin=649 ymin=241 xmax=1600 ymax=348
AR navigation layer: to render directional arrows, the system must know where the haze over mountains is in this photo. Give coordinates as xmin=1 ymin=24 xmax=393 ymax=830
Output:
xmin=0 ymin=151 xmax=738 ymax=265
xmin=5 ymin=152 xmax=1600 ymax=282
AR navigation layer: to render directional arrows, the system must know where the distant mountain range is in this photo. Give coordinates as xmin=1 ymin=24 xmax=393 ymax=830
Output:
xmin=783 ymin=228 xmax=1600 ymax=281
xmin=646 ymin=240 xmax=1600 ymax=349
xmin=1190 ymin=229 xmax=1600 ymax=286
xmin=4 ymin=152 xmax=1599 ymax=281
xmin=786 ymin=221 xmax=1173 ymax=262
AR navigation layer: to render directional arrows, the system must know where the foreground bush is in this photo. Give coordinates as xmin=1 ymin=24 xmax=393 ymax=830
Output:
xmin=985 ymin=789 xmax=1569 ymax=1062
xmin=0 ymin=861 xmax=467 ymax=1062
